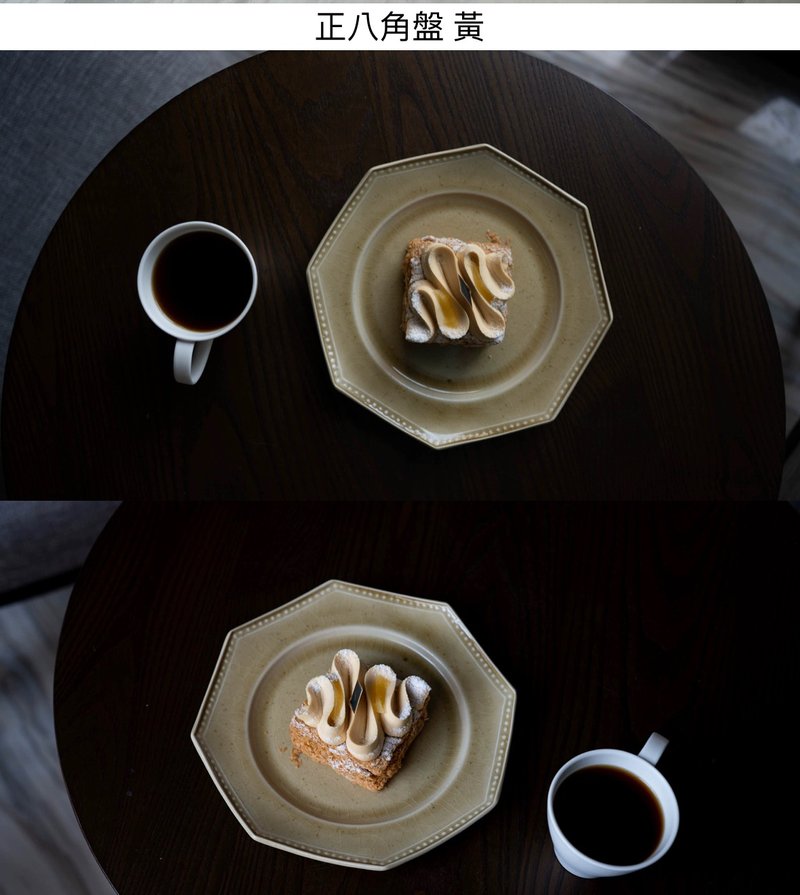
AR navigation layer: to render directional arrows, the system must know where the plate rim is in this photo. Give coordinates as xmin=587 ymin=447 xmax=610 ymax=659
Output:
xmin=306 ymin=143 xmax=613 ymax=449
xmin=190 ymin=579 xmax=517 ymax=870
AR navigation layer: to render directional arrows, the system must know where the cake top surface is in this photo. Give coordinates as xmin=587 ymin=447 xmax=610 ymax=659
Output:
xmin=405 ymin=235 xmax=514 ymax=344
xmin=295 ymin=648 xmax=431 ymax=763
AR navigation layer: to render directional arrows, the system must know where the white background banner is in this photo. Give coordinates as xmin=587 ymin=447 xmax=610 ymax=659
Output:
xmin=0 ymin=4 xmax=798 ymax=51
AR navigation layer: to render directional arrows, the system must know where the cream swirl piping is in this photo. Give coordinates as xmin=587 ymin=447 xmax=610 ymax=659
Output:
xmin=410 ymin=241 xmax=514 ymax=343
xmin=297 ymin=650 xmax=431 ymax=763
xmin=296 ymin=648 xmax=360 ymax=745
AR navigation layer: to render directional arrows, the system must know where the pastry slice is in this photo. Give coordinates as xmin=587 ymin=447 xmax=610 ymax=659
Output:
xmin=289 ymin=649 xmax=431 ymax=791
xmin=402 ymin=234 xmax=514 ymax=346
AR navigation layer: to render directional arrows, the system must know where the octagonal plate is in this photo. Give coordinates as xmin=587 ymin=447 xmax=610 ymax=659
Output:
xmin=307 ymin=144 xmax=612 ymax=448
xmin=191 ymin=580 xmax=516 ymax=870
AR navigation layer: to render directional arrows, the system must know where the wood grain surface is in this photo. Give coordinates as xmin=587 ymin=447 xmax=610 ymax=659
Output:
xmin=54 ymin=502 xmax=799 ymax=893
xmin=2 ymin=53 xmax=784 ymax=498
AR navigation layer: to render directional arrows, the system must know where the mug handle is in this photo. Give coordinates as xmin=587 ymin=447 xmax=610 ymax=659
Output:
xmin=639 ymin=732 xmax=669 ymax=766
xmin=174 ymin=339 xmax=213 ymax=385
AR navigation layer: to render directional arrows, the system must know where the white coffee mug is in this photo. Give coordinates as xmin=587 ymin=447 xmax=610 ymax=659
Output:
xmin=547 ymin=732 xmax=679 ymax=878
xmin=137 ymin=221 xmax=257 ymax=384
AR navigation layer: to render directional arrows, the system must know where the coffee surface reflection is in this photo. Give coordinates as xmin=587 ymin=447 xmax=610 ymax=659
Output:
xmin=152 ymin=231 xmax=253 ymax=332
xmin=553 ymin=764 xmax=664 ymax=865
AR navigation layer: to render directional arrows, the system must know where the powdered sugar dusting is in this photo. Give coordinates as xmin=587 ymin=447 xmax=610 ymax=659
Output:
xmin=370 ymin=664 xmax=394 ymax=677
xmin=327 ymin=741 xmax=372 ymax=778
xmin=405 ymin=298 xmax=432 ymax=342
xmin=381 ymin=735 xmax=402 ymax=761
xmin=405 ymin=675 xmax=431 ymax=708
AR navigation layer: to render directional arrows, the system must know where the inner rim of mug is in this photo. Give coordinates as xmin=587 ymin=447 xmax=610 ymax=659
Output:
xmin=547 ymin=749 xmax=679 ymax=871
xmin=138 ymin=221 xmax=257 ymax=341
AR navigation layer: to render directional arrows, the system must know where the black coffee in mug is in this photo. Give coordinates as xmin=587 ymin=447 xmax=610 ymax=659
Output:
xmin=553 ymin=765 xmax=664 ymax=865
xmin=152 ymin=231 xmax=253 ymax=332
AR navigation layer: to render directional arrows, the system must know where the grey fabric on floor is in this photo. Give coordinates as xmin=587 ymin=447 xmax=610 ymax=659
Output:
xmin=0 ymin=51 xmax=256 ymax=497
xmin=781 ymin=429 xmax=800 ymax=497
xmin=781 ymin=459 xmax=800 ymax=496
xmin=1 ymin=501 xmax=119 ymax=891
xmin=0 ymin=501 xmax=119 ymax=596
xmin=0 ymin=587 xmax=117 ymax=895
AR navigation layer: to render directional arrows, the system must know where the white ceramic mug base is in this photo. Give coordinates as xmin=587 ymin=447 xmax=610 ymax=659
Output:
xmin=137 ymin=221 xmax=257 ymax=385
xmin=547 ymin=733 xmax=679 ymax=879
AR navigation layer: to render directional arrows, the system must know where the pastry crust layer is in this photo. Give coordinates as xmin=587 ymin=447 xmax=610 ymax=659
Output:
xmin=289 ymin=702 xmax=429 ymax=791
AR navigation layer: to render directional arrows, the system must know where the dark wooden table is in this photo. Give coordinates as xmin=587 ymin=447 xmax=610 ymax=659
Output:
xmin=2 ymin=53 xmax=784 ymax=498
xmin=54 ymin=502 xmax=799 ymax=893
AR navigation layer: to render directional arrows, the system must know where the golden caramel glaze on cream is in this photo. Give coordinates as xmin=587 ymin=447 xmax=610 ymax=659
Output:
xmin=409 ymin=240 xmax=514 ymax=343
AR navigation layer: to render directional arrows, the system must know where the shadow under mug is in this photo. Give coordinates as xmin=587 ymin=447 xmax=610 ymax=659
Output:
xmin=547 ymin=732 xmax=680 ymax=878
xmin=137 ymin=221 xmax=258 ymax=384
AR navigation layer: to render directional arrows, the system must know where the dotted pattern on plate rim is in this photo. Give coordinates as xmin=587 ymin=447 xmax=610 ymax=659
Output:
xmin=194 ymin=581 xmax=516 ymax=866
xmin=307 ymin=145 xmax=612 ymax=448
